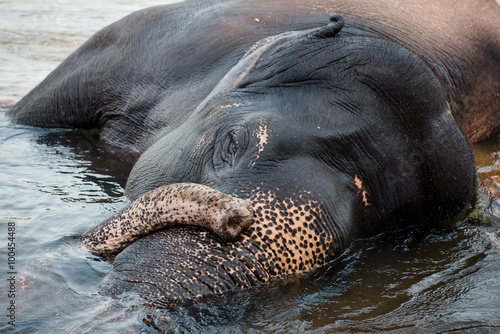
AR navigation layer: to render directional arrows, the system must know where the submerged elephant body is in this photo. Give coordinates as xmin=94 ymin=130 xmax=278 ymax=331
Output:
xmin=8 ymin=0 xmax=500 ymax=301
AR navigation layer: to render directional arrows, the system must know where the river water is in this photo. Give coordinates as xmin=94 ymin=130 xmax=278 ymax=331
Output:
xmin=1 ymin=1 xmax=499 ymax=333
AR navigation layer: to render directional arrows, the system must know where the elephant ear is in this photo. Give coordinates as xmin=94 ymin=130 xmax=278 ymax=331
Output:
xmin=229 ymin=25 xmax=476 ymax=229
xmin=310 ymin=14 xmax=344 ymax=39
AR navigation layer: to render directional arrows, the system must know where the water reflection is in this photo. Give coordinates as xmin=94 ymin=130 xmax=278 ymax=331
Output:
xmin=1 ymin=1 xmax=500 ymax=333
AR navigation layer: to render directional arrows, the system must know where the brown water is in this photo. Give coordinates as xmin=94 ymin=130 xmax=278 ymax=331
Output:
xmin=1 ymin=1 xmax=499 ymax=333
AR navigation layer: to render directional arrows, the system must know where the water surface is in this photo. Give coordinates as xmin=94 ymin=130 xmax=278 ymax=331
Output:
xmin=1 ymin=1 xmax=500 ymax=333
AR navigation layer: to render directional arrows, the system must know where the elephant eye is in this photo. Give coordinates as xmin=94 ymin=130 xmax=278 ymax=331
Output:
xmin=229 ymin=131 xmax=238 ymax=154
xmin=215 ymin=127 xmax=248 ymax=169
xmin=214 ymin=126 xmax=248 ymax=168
xmin=223 ymin=130 xmax=238 ymax=167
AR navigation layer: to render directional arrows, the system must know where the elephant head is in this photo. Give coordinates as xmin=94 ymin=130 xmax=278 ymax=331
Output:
xmin=88 ymin=18 xmax=477 ymax=301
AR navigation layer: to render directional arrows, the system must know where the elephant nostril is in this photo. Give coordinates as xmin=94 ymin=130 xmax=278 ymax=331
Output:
xmin=222 ymin=206 xmax=254 ymax=240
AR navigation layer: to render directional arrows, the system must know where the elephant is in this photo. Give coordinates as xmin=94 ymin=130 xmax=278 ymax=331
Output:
xmin=7 ymin=0 xmax=500 ymax=302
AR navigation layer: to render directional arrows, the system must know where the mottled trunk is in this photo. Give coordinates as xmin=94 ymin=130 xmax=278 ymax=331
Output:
xmin=84 ymin=183 xmax=253 ymax=257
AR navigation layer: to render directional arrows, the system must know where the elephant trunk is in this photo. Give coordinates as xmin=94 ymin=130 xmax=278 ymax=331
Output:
xmin=83 ymin=183 xmax=254 ymax=257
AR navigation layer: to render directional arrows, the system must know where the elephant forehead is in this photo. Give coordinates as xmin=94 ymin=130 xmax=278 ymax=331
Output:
xmin=242 ymin=188 xmax=339 ymax=276
xmin=193 ymin=132 xmax=212 ymax=153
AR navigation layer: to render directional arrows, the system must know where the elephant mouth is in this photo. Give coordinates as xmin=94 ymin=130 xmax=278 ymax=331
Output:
xmin=84 ymin=183 xmax=254 ymax=257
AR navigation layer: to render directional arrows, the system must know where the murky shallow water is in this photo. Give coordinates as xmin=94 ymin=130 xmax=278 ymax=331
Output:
xmin=1 ymin=1 xmax=500 ymax=333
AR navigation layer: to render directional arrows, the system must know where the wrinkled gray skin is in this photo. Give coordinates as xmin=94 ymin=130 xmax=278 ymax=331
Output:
xmin=7 ymin=0 xmax=500 ymax=302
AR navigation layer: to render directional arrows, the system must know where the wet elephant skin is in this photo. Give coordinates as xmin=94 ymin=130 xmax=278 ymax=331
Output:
xmin=7 ymin=0 xmax=500 ymax=302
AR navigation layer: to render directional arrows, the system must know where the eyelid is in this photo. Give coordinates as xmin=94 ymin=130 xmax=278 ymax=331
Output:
xmin=213 ymin=125 xmax=249 ymax=170
xmin=229 ymin=131 xmax=238 ymax=153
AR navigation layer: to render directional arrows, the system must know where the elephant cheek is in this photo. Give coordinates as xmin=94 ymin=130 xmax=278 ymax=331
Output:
xmin=244 ymin=189 xmax=339 ymax=277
